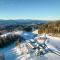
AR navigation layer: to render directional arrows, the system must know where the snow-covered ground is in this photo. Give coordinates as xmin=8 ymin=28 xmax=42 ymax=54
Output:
xmin=46 ymin=34 xmax=60 ymax=51
xmin=0 ymin=31 xmax=23 ymax=37
xmin=0 ymin=32 xmax=60 ymax=60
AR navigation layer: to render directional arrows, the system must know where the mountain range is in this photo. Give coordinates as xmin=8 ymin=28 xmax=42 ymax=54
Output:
xmin=0 ymin=19 xmax=48 ymax=25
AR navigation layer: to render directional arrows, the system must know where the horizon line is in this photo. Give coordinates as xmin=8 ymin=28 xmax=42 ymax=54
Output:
xmin=0 ymin=18 xmax=60 ymax=21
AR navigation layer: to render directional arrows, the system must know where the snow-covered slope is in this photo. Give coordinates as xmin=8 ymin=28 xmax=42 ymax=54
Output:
xmin=0 ymin=33 xmax=60 ymax=60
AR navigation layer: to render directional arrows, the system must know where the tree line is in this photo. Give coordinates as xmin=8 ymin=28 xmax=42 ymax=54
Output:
xmin=38 ymin=20 xmax=60 ymax=34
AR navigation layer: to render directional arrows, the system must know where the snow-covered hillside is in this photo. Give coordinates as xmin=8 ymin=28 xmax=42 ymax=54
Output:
xmin=0 ymin=32 xmax=60 ymax=60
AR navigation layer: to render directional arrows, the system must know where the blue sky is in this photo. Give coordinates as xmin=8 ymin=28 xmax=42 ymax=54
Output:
xmin=0 ymin=0 xmax=60 ymax=20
